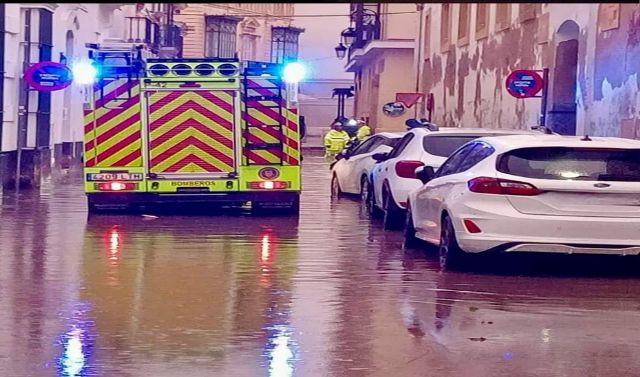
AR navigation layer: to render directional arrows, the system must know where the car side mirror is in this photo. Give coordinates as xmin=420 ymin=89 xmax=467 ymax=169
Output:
xmin=372 ymin=152 xmax=389 ymax=162
xmin=415 ymin=165 xmax=435 ymax=184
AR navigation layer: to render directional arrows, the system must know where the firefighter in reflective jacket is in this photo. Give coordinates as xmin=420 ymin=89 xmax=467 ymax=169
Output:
xmin=324 ymin=122 xmax=351 ymax=160
xmin=355 ymin=119 xmax=371 ymax=141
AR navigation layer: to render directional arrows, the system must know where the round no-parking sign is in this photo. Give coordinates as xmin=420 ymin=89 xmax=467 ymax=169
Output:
xmin=505 ymin=70 xmax=544 ymax=99
xmin=23 ymin=61 xmax=73 ymax=92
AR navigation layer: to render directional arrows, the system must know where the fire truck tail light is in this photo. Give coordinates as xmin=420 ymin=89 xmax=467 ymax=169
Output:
xmin=97 ymin=182 xmax=136 ymax=191
xmin=248 ymin=181 xmax=289 ymax=190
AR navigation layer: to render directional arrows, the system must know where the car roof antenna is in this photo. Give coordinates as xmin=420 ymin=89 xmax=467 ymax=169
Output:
xmin=581 ymin=134 xmax=592 ymax=141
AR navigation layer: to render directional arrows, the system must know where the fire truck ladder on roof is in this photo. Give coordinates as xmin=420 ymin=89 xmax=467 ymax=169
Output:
xmin=241 ymin=61 xmax=286 ymax=166
xmin=87 ymin=44 xmax=145 ymax=109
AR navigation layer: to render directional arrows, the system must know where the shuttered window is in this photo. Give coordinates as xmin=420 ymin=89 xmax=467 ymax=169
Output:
xmin=440 ymin=4 xmax=451 ymax=52
xmin=495 ymin=4 xmax=511 ymax=31
xmin=205 ymin=16 xmax=239 ymax=58
xmin=476 ymin=3 xmax=489 ymax=40
xmin=457 ymin=3 xmax=470 ymax=46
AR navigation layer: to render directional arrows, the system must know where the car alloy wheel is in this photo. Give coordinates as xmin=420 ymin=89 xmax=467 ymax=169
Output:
xmin=403 ymin=205 xmax=421 ymax=249
xmin=331 ymin=174 xmax=342 ymax=198
xmin=439 ymin=215 xmax=466 ymax=270
xmin=383 ymin=186 xmax=404 ymax=231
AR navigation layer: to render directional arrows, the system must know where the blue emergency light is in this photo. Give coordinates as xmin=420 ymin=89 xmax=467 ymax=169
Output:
xmin=283 ymin=62 xmax=305 ymax=84
xmin=72 ymin=61 xmax=98 ymax=85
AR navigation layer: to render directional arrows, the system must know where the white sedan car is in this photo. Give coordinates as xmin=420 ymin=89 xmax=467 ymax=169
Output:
xmin=331 ymin=132 xmax=403 ymax=198
xmin=369 ymin=126 xmax=538 ymax=230
xmin=405 ymin=134 xmax=640 ymax=270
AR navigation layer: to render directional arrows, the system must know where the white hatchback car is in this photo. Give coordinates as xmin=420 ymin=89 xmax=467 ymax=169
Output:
xmin=331 ymin=132 xmax=404 ymax=198
xmin=369 ymin=126 xmax=538 ymax=230
xmin=405 ymin=134 xmax=640 ymax=270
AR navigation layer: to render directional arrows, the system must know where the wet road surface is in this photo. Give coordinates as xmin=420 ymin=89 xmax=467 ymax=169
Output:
xmin=2 ymin=155 xmax=640 ymax=376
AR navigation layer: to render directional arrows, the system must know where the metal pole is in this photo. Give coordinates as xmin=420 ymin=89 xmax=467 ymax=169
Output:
xmin=414 ymin=5 xmax=424 ymax=118
xmin=16 ymin=9 xmax=33 ymax=190
xmin=539 ymin=68 xmax=549 ymax=129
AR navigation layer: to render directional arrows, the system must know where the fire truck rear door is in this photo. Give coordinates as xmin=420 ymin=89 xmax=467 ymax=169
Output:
xmin=145 ymin=89 xmax=238 ymax=178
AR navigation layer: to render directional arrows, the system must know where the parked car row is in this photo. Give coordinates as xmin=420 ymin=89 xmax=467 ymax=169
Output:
xmin=331 ymin=122 xmax=640 ymax=270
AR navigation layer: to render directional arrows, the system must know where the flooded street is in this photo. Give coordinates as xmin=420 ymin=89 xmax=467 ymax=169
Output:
xmin=2 ymin=155 xmax=640 ymax=377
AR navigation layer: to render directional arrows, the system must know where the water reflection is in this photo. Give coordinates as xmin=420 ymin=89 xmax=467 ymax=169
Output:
xmin=56 ymin=302 xmax=95 ymax=377
xmin=1 ymin=155 xmax=640 ymax=377
xmin=79 ymin=215 xmax=300 ymax=375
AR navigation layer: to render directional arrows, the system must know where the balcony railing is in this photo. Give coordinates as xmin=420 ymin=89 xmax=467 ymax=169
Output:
xmin=347 ymin=4 xmax=381 ymax=60
xmin=126 ymin=16 xmax=161 ymax=53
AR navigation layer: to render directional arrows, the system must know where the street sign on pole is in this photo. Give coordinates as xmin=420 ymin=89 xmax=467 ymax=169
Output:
xmin=505 ymin=69 xmax=544 ymax=99
xmin=24 ymin=61 xmax=73 ymax=92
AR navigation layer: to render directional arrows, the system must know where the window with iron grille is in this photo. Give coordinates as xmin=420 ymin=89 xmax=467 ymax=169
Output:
xmin=270 ymin=27 xmax=302 ymax=64
xmin=205 ymin=16 xmax=240 ymax=58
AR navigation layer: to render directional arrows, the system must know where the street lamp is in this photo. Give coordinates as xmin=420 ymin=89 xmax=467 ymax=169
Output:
xmin=341 ymin=27 xmax=356 ymax=47
xmin=334 ymin=43 xmax=347 ymax=60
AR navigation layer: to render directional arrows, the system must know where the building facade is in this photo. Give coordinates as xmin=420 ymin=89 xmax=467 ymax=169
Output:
xmin=175 ymin=4 xmax=301 ymax=63
xmin=295 ymin=3 xmax=354 ymax=147
xmin=337 ymin=3 xmax=418 ymax=133
xmin=418 ymin=3 xmax=640 ymax=137
xmin=0 ymin=3 xmax=168 ymax=189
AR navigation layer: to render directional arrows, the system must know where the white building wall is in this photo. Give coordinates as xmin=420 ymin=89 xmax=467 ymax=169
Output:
xmin=2 ymin=4 xmax=136 ymax=156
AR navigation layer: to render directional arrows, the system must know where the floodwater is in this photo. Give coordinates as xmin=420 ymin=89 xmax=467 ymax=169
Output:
xmin=2 ymin=155 xmax=640 ymax=377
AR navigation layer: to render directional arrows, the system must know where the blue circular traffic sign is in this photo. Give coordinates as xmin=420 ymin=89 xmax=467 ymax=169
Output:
xmin=505 ymin=70 xmax=544 ymax=98
xmin=24 ymin=61 xmax=73 ymax=92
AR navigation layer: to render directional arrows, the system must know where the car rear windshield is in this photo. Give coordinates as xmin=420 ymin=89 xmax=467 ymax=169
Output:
xmin=497 ymin=147 xmax=640 ymax=182
xmin=422 ymin=135 xmax=499 ymax=157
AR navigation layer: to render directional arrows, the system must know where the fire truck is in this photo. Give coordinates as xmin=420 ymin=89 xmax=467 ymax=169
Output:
xmin=80 ymin=44 xmax=303 ymax=214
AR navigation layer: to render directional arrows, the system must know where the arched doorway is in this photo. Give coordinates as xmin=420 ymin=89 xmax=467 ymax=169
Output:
xmin=549 ymin=20 xmax=579 ymax=135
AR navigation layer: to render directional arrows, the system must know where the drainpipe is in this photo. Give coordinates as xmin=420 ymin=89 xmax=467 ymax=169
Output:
xmin=414 ymin=4 xmax=424 ymax=118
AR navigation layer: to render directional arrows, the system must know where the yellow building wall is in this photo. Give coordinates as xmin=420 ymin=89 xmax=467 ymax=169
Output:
xmin=176 ymin=3 xmax=295 ymax=59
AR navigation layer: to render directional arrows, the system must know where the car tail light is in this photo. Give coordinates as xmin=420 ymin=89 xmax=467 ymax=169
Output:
xmin=463 ymin=219 xmax=482 ymax=233
xmin=468 ymin=177 xmax=542 ymax=196
xmin=97 ymin=182 xmax=136 ymax=191
xmin=395 ymin=160 xmax=424 ymax=179
xmin=248 ymin=181 xmax=289 ymax=190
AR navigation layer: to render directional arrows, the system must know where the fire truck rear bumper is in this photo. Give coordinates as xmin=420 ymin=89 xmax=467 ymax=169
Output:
xmin=87 ymin=191 xmax=300 ymax=206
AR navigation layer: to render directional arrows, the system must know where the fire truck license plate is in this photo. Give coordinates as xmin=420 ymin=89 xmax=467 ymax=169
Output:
xmin=87 ymin=173 xmax=143 ymax=181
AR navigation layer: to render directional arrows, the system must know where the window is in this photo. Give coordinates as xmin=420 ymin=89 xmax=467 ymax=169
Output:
xmin=205 ymin=16 xmax=240 ymax=58
xmin=440 ymin=4 xmax=451 ymax=52
xmin=457 ymin=3 xmax=470 ymax=46
xmin=456 ymin=142 xmax=495 ymax=172
xmin=382 ymin=137 xmax=401 ymax=148
xmin=19 ymin=8 xmax=53 ymax=148
xmin=387 ymin=133 xmax=415 ymax=159
xmin=519 ymin=3 xmax=538 ymax=23
xmin=495 ymin=3 xmax=511 ymax=31
xmin=497 ymin=147 xmax=640 ymax=182
xmin=351 ymin=137 xmax=380 ymax=156
xmin=271 ymin=26 xmax=302 ymax=64
xmin=240 ymin=34 xmax=257 ymax=61
xmin=475 ymin=3 xmax=490 ymax=40
xmin=423 ymin=11 xmax=431 ymax=58
xmin=434 ymin=143 xmax=477 ymax=178
xmin=423 ymin=135 xmax=482 ymax=158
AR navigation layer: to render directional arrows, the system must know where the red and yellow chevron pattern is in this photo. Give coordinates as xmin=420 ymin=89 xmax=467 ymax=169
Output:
xmin=147 ymin=90 xmax=237 ymax=174
xmin=242 ymin=78 xmax=300 ymax=166
xmin=84 ymin=79 xmax=143 ymax=167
